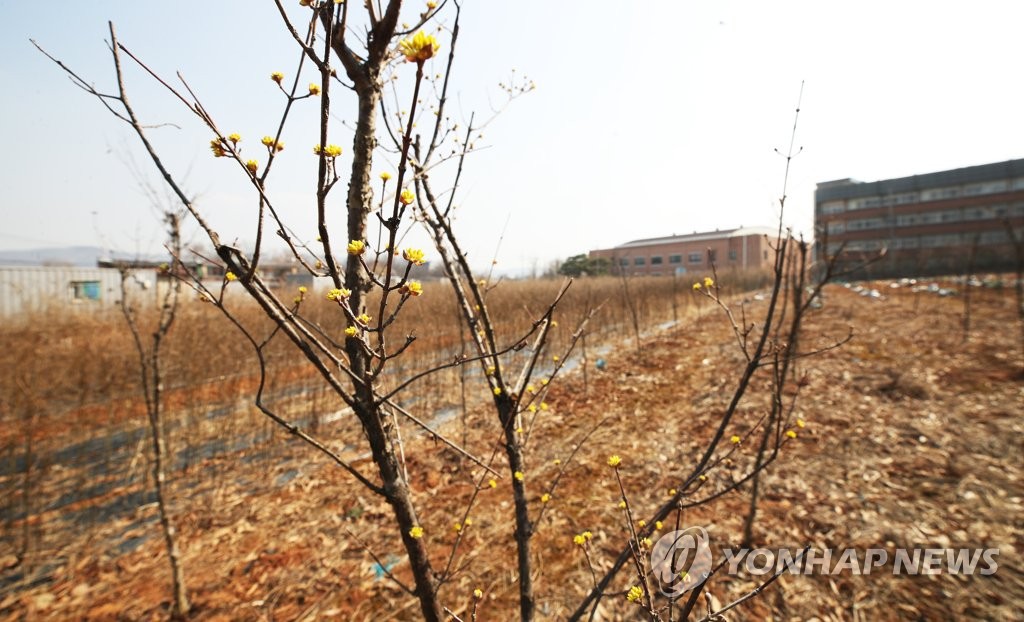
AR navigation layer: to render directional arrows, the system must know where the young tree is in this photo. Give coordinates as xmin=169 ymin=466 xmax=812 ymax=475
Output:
xmin=38 ymin=4 xmax=838 ymax=620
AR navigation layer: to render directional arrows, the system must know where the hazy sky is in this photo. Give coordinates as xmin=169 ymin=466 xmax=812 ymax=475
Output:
xmin=2 ymin=1 xmax=1023 ymax=275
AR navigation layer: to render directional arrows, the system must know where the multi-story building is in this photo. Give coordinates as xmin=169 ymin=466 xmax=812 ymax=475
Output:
xmin=815 ymin=159 xmax=1024 ymax=277
xmin=589 ymin=226 xmax=778 ymax=277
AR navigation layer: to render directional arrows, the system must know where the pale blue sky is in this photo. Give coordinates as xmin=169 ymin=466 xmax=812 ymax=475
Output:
xmin=2 ymin=1 xmax=1023 ymax=275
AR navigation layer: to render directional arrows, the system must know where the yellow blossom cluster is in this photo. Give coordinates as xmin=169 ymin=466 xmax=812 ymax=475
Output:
xmin=326 ymin=287 xmax=351 ymax=301
xmin=344 ymin=326 xmax=358 ymax=337
xmin=401 ymin=280 xmax=423 ymax=297
xmin=572 ymin=530 xmax=594 ymax=546
xmin=225 ymin=271 xmax=238 ymax=282
xmin=402 ymin=247 xmax=426 ymax=265
xmin=607 ymin=455 xmax=621 ymax=468
xmin=409 ymin=525 xmax=424 ymax=539
xmin=399 ymin=188 xmax=415 ymax=205
xmin=626 ymin=586 xmax=643 ymax=603
xmin=270 ymin=71 xmax=284 ymax=84
xmin=308 ymin=83 xmax=321 ymax=96
xmin=313 ymin=144 xmax=343 ymax=158
xmin=398 ymin=31 xmax=441 ymax=63
xmin=347 ymin=240 xmax=366 ymax=255
xmin=380 ymin=171 xmax=392 ymax=182
xmin=261 ymin=136 xmax=285 ymax=152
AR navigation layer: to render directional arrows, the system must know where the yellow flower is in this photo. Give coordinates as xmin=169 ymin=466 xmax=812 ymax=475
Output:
xmin=704 ymin=276 xmax=714 ymax=288
xmin=308 ymin=82 xmax=321 ymax=96
xmin=540 ymin=402 xmax=549 ymax=411
xmin=582 ymin=531 xmax=593 ymax=541
xmin=637 ymin=520 xmax=646 ymax=528
xmin=344 ymin=326 xmax=357 ymax=337
xmin=210 ymin=139 xmax=227 ymax=158
xmin=409 ymin=526 xmax=424 ymax=539
xmin=552 ymin=355 xmax=560 ymax=362
xmin=526 ymin=384 xmax=536 ymax=394
xmin=573 ymin=534 xmax=586 ymax=546
xmin=452 ymin=522 xmax=462 ymax=532
xmin=261 ymin=136 xmax=274 ymax=147
xmin=357 ymin=313 xmax=371 ymax=324
xmin=426 ymin=1 xmax=437 ymax=8
xmin=540 ymin=378 xmax=549 ymax=386
xmin=668 ymin=488 xmax=676 ymax=496
xmin=786 ymin=430 xmax=798 ymax=439
xmin=698 ymin=474 xmax=707 ymax=481
xmin=347 ymin=239 xmax=366 ymax=255
xmin=655 ymin=521 xmax=663 ymax=530
xmin=486 ymin=365 xmax=496 ymax=376
xmin=640 ymin=537 xmax=652 ymax=548
xmin=246 ymin=159 xmax=259 ymax=174
xmin=464 ymin=518 xmax=473 ymax=526
xmin=493 ymin=387 xmax=502 ymax=396
xmin=488 ymin=479 xmax=497 ymax=489
xmin=618 ymin=500 xmax=627 ymax=509
xmin=527 ymin=404 xmax=537 ymax=413
xmin=473 ymin=588 xmax=483 ymax=599
xmin=796 ymin=418 xmax=806 ymax=428
xmin=225 ymin=271 xmax=237 ymax=282
xmin=398 ymin=31 xmax=441 ymax=63
xmin=270 ymin=71 xmax=284 ymax=84
xmin=324 ymin=144 xmax=342 ymax=157
xmin=298 ymin=286 xmax=308 ymax=294
xmin=553 ymin=459 xmax=561 ymax=466
xmin=402 ymin=247 xmax=427 ymax=265
xmin=541 ymin=493 xmax=551 ymax=503
xmin=693 ymin=282 xmax=702 ymax=290
xmin=380 ymin=171 xmax=392 ymax=182
xmin=401 ymin=280 xmax=423 ymax=297
xmin=399 ymin=188 xmax=415 ymax=205
xmin=227 ymin=133 xmax=242 ymax=143
xmin=626 ymin=586 xmax=643 ymax=603
xmin=326 ymin=288 xmax=350 ymax=301
xmin=313 ymin=144 xmax=321 ymax=155
xmin=513 ymin=471 xmax=524 ymax=481
xmin=607 ymin=455 xmax=621 ymax=468
xmin=730 ymin=435 xmax=741 ymax=444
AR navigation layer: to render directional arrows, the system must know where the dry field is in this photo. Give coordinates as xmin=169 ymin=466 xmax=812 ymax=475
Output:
xmin=1 ymin=274 xmax=1021 ymax=620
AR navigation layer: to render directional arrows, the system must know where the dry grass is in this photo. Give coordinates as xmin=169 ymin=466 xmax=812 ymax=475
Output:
xmin=6 ymin=272 xmax=1016 ymax=620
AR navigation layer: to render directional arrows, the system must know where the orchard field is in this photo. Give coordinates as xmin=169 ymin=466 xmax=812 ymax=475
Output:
xmin=0 ymin=274 xmax=1021 ymax=620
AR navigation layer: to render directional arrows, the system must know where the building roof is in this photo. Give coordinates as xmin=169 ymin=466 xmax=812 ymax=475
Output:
xmin=815 ymin=158 xmax=1024 ymax=203
xmin=609 ymin=226 xmax=780 ymax=250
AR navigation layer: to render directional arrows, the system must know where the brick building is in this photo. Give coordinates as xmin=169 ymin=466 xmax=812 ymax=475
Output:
xmin=815 ymin=159 xmax=1024 ymax=277
xmin=589 ymin=226 xmax=778 ymax=277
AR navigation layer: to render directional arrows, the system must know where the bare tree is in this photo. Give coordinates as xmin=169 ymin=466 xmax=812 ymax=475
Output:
xmin=117 ymin=212 xmax=189 ymax=619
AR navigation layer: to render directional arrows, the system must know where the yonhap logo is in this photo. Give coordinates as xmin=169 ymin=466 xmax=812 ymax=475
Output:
xmin=650 ymin=527 xmax=713 ymax=597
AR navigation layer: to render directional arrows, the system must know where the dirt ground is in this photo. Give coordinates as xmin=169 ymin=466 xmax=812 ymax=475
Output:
xmin=2 ymin=279 xmax=1022 ymax=620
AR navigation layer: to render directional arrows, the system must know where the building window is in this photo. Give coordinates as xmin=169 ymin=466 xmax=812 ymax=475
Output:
xmin=71 ymin=281 xmax=101 ymax=301
xmin=688 ymin=252 xmax=702 ymax=264
xmin=820 ymin=200 xmax=845 ymax=215
xmin=650 ymin=256 xmax=663 ymax=265
xmin=728 ymin=250 xmax=737 ymax=261
xmin=634 ymin=257 xmax=645 ymax=266
xmin=669 ymin=254 xmax=682 ymax=264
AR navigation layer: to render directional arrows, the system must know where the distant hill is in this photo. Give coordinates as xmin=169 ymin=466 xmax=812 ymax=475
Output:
xmin=0 ymin=246 xmax=163 ymax=267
